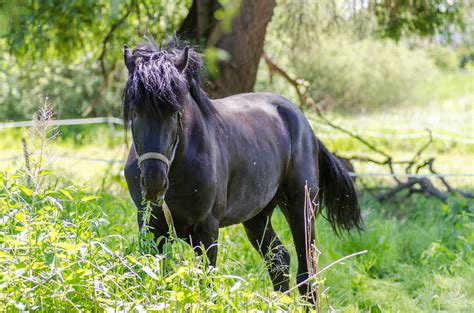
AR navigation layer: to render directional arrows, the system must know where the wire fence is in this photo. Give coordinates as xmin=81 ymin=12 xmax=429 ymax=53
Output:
xmin=0 ymin=117 xmax=123 ymax=128
xmin=1 ymin=117 xmax=473 ymax=179
xmin=315 ymin=123 xmax=474 ymax=144
xmin=2 ymin=116 xmax=473 ymax=143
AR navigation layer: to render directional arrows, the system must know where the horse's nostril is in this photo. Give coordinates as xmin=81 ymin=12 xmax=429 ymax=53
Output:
xmin=140 ymin=175 xmax=167 ymax=193
xmin=158 ymin=179 xmax=167 ymax=190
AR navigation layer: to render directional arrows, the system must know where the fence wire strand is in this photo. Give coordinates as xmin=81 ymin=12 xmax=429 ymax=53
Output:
xmin=1 ymin=117 xmax=473 ymax=178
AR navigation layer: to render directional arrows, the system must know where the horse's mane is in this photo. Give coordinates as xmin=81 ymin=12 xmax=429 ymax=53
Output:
xmin=124 ymin=36 xmax=215 ymax=124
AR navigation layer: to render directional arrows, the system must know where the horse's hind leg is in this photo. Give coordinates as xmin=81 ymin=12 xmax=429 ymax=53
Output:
xmin=243 ymin=201 xmax=290 ymax=291
xmin=281 ymin=164 xmax=319 ymax=303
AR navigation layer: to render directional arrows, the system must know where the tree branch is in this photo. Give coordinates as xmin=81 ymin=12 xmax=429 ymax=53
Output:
xmin=98 ymin=0 xmax=136 ymax=81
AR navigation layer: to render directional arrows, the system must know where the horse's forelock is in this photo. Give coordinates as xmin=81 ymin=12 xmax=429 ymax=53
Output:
xmin=125 ymin=44 xmax=188 ymax=117
xmin=123 ymin=37 xmax=216 ymax=122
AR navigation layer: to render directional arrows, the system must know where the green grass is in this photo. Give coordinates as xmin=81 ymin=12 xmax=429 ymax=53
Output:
xmin=416 ymin=71 xmax=474 ymax=102
xmin=1 ymin=168 xmax=472 ymax=311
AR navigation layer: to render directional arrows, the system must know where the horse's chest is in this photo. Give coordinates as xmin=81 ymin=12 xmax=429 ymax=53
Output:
xmin=165 ymin=183 xmax=217 ymax=225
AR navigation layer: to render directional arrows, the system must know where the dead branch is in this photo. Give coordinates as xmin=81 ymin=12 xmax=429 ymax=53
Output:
xmin=263 ymin=53 xmax=391 ymax=160
xmin=262 ymin=52 xmax=473 ymax=203
xmin=429 ymin=160 xmax=474 ymax=199
xmin=406 ymin=130 xmax=433 ymax=174
xmin=83 ymin=0 xmax=136 ymax=118
xmin=376 ymin=179 xmax=419 ymax=201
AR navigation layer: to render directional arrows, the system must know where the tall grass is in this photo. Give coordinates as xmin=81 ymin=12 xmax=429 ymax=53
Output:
xmin=2 ymin=167 xmax=472 ymax=311
xmin=1 ymin=168 xmax=320 ymax=311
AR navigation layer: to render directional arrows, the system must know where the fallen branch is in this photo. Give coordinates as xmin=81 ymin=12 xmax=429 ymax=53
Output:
xmin=262 ymin=52 xmax=473 ymax=203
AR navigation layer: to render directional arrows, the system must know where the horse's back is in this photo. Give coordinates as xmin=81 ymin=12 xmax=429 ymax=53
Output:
xmin=212 ymin=92 xmax=300 ymax=117
xmin=213 ymin=92 xmax=318 ymax=160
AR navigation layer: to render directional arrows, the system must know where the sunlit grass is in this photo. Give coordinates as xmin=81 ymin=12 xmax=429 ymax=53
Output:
xmin=1 ymin=167 xmax=472 ymax=311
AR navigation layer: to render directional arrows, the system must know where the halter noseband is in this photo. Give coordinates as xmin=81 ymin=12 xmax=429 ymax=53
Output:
xmin=137 ymin=152 xmax=170 ymax=167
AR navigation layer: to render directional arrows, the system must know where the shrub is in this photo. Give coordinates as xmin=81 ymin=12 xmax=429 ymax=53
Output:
xmin=457 ymin=46 xmax=474 ymax=69
xmin=0 ymin=52 xmax=124 ymax=121
xmin=426 ymin=45 xmax=458 ymax=72
xmin=259 ymin=33 xmax=438 ymax=112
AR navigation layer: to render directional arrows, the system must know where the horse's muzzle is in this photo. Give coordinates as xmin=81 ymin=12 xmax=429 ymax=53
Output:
xmin=141 ymin=178 xmax=168 ymax=201
xmin=140 ymin=162 xmax=169 ymax=201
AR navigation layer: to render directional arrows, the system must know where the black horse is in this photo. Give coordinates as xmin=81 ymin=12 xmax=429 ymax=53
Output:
xmin=123 ymin=38 xmax=362 ymax=301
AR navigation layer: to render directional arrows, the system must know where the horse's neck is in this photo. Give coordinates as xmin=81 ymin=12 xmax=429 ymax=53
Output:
xmin=176 ymin=94 xmax=216 ymax=162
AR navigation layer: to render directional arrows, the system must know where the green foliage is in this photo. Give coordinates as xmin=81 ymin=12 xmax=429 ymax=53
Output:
xmin=316 ymin=193 xmax=473 ymax=311
xmin=1 ymin=166 xmax=472 ymax=311
xmin=371 ymin=0 xmax=466 ymax=41
xmin=260 ymin=32 xmax=438 ymax=112
xmin=458 ymin=46 xmax=474 ymax=69
xmin=1 ymin=0 xmax=471 ymax=120
xmin=2 ymin=0 xmax=189 ymax=62
xmin=0 ymin=0 xmax=189 ymax=121
xmin=426 ymin=45 xmax=459 ymax=72
xmin=0 ymin=170 xmax=313 ymax=311
xmin=258 ymin=0 xmax=472 ymax=112
xmin=0 ymin=0 xmax=246 ymax=121
xmin=0 ymin=52 xmax=124 ymax=120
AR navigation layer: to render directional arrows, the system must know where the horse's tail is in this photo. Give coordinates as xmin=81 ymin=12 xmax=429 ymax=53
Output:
xmin=317 ymin=139 xmax=363 ymax=233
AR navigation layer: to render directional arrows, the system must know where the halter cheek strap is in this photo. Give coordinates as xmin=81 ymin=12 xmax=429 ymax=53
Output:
xmin=137 ymin=152 xmax=170 ymax=167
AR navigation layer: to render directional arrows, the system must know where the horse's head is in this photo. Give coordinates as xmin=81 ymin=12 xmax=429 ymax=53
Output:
xmin=123 ymin=42 xmax=190 ymax=201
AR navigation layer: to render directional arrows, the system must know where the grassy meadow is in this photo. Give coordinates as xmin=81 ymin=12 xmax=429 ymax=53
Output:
xmin=0 ymin=73 xmax=473 ymax=311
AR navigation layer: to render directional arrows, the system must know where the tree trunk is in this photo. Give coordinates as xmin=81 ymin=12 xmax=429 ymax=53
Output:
xmin=179 ymin=0 xmax=276 ymax=98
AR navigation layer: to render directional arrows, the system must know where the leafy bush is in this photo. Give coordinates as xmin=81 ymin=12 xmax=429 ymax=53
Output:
xmin=457 ymin=46 xmax=474 ymax=69
xmin=0 ymin=52 xmax=124 ymax=121
xmin=426 ymin=45 xmax=459 ymax=72
xmin=259 ymin=33 xmax=438 ymax=112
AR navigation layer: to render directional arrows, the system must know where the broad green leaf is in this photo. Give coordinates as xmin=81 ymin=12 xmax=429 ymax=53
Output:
xmin=20 ymin=185 xmax=33 ymax=196
xmin=80 ymin=195 xmax=99 ymax=202
xmin=57 ymin=242 xmax=81 ymax=252
xmin=59 ymin=189 xmax=73 ymax=200
xmin=278 ymin=294 xmax=293 ymax=305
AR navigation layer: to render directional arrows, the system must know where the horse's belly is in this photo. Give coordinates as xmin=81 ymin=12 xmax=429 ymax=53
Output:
xmin=219 ymin=163 xmax=283 ymax=226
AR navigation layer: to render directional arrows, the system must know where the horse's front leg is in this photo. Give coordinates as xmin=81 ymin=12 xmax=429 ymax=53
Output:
xmin=124 ymin=147 xmax=169 ymax=252
xmin=190 ymin=216 xmax=219 ymax=267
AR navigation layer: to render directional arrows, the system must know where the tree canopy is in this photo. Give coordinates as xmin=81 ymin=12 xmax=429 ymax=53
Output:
xmin=0 ymin=0 xmax=470 ymax=119
xmin=2 ymin=0 xmax=467 ymax=64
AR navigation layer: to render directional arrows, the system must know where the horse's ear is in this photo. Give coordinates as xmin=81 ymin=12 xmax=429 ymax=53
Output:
xmin=174 ymin=46 xmax=189 ymax=73
xmin=124 ymin=44 xmax=135 ymax=73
